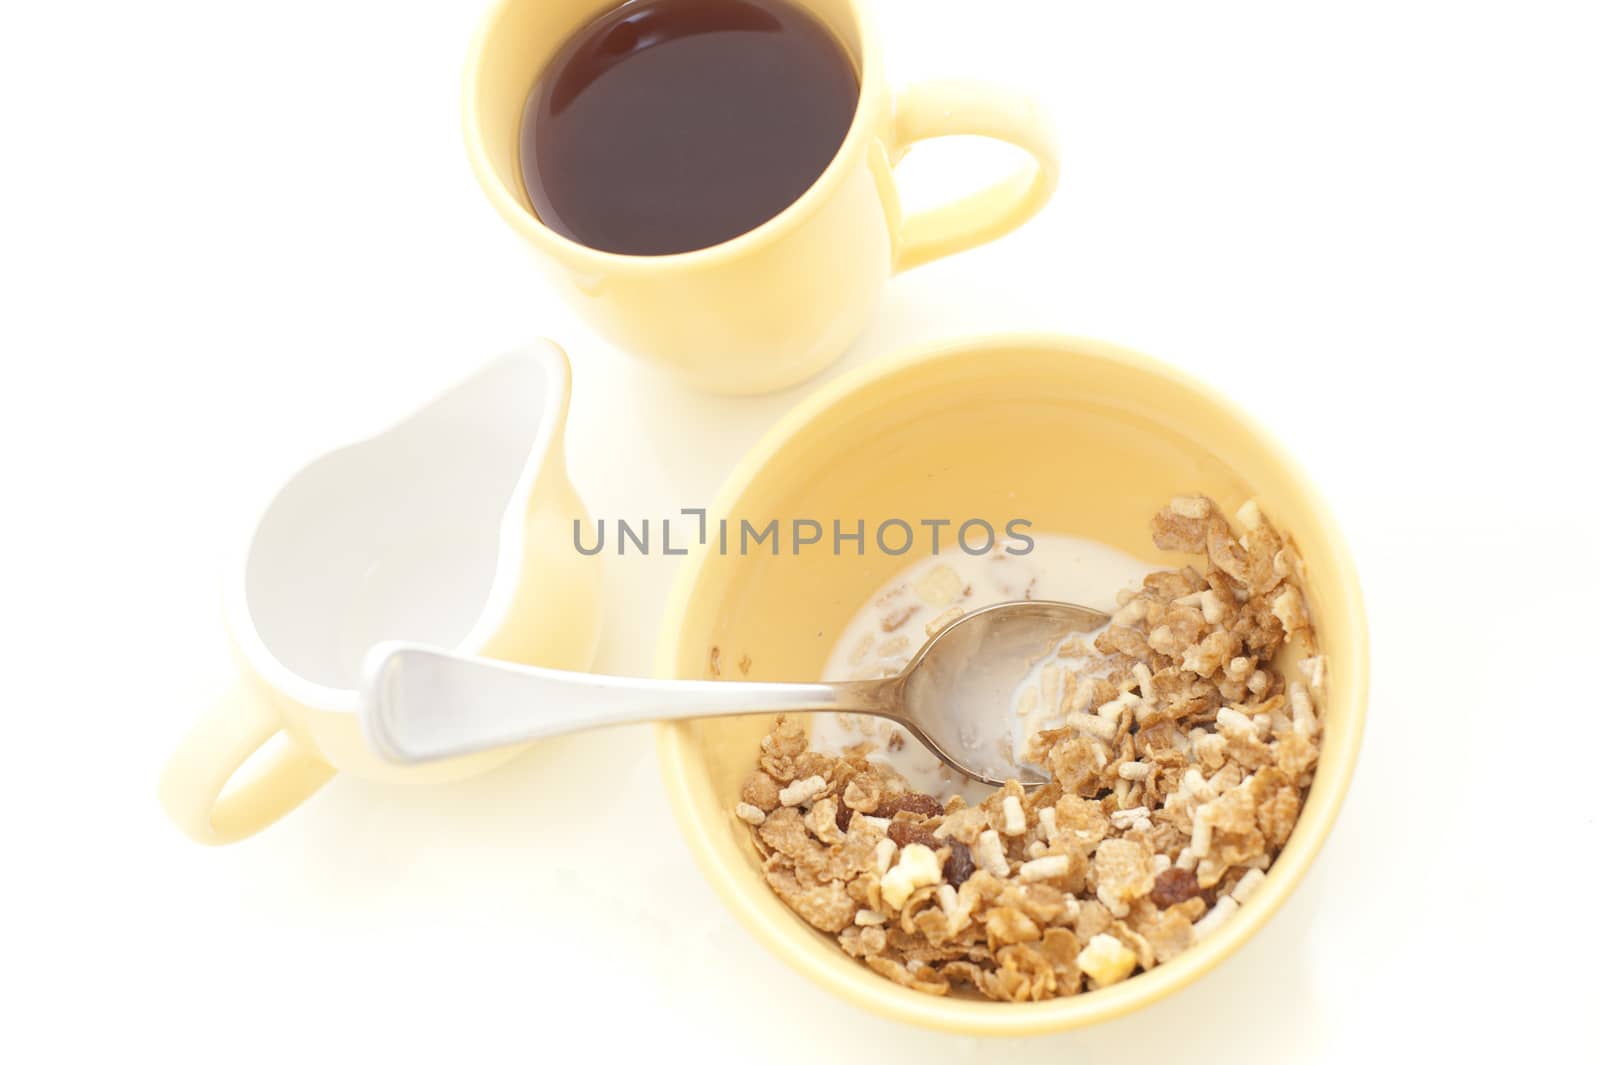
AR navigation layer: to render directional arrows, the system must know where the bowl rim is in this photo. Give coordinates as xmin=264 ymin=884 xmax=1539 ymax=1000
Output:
xmin=654 ymin=332 xmax=1369 ymax=1035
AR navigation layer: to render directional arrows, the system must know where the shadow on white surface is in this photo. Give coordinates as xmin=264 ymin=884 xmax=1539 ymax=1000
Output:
xmin=229 ymin=726 xmax=667 ymax=912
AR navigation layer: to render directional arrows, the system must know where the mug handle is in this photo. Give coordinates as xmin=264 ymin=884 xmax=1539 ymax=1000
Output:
xmin=888 ymin=79 xmax=1060 ymax=274
xmin=158 ymin=679 xmax=335 ymax=845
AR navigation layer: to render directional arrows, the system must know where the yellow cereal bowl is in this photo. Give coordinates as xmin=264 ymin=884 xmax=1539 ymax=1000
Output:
xmin=655 ymin=334 xmax=1367 ymax=1034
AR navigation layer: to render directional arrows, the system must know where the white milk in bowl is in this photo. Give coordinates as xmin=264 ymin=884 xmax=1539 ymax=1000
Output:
xmin=811 ymin=534 xmax=1151 ymax=802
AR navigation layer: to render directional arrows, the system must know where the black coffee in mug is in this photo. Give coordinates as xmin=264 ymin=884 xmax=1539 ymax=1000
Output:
xmin=519 ymin=0 xmax=860 ymax=256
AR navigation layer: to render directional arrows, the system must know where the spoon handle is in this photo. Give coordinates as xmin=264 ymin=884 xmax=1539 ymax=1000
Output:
xmin=359 ymin=642 xmax=895 ymax=765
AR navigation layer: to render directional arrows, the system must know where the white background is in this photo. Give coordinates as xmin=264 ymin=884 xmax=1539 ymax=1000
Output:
xmin=3 ymin=0 xmax=1596 ymax=1060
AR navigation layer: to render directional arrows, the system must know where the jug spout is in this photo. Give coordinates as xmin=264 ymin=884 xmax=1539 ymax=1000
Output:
xmin=455 ymin=341 xmax=602 ymax=669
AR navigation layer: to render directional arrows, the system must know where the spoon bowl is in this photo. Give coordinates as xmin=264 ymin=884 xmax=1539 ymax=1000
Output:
xmin=360 ymin=600 xmax=1109 ymax=786
xmin=893 ymin=600 xmax=1108 ymax=785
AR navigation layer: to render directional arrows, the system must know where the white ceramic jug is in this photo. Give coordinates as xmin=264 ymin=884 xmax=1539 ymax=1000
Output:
xmin=159 ymin=342 xmax=603 ymax=844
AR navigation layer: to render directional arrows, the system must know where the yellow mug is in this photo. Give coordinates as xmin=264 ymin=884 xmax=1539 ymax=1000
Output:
xmin=655 ymin=334 xmax=1369 ymax=1033
xmin=464 ymin=0 xmax=1060 ymax=395
xmin=159 ymin=345 xmax=604 ymax=844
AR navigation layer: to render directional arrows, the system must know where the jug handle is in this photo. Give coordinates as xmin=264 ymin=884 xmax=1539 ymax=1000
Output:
xmin=159 ymin=680 xmax=335 ymax=845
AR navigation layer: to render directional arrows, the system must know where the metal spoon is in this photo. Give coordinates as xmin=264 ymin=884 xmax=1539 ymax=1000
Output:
xmin=359 ymin=600 xmax=1110 ymax=787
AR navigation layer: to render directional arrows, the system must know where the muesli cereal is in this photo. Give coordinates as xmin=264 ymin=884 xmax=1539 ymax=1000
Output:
xmin=735 ymin=496 xmax=1322 ymax=1001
